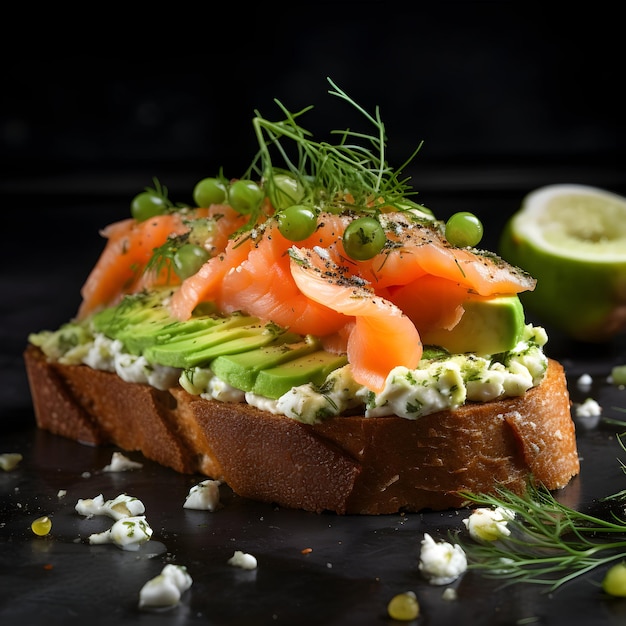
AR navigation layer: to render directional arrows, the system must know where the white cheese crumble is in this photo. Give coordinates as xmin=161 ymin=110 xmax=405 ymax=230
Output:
xmin=101 ymin=451 xmax=143 ymax=472
xmin=245 ymin=391 xmax=281 ymax=414
xmin=577 ymin=373 xmax=593 ymax=391
xmin=0 ymin=453 xmax=23 ymax=471
xmin=81 ymin=334 xmax=118 ymax=370
xmin=462 ymin=507 xmax=515 ymax=542
xmin=203 ymin=376 xmax=246 ymax=403
xmin=115 ymin=351 xmax=181 ymax=390
xmin=228 ymin=550 xmax=258 ymax=570
xmin=576 ymin=397 xmax=602 ymax=418
xmin=76 ymin=493 xmax=146 ymax=520
xmin=180 ymin=367 xmax=245 ymax=402
xmin=183 ymin=479 xmax=221 ymax=511
xmin=82 ymin=336 xmax=180 ymax=389
xmin=441 ymin=588 xmax=458 ymax=601
xmin=366 ymin=360 xmax=467 ymax=418
xmin=88 ymin=515 xmax=153 ymax=551
xmin=138 ymin=564 xmax=193 ymax=610
xmin=418 ymin=533 xmax=467 ymax=585
xmin=273 ymin=365 xmax=363 ymax=423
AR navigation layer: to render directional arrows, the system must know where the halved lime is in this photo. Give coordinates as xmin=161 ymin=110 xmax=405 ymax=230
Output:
xmin=499 ymin=184 xmax=626 ymax=342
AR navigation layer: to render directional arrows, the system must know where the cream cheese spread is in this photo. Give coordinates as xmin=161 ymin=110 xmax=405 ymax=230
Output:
xmin=30 ymin=323 xmax=548 ymax=426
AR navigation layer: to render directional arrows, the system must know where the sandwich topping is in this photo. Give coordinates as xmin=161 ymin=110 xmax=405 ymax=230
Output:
xmin=30 ymin=319 xmax=547 ymax=425
xmin=28 ymin=78 xmax=547 ymax=425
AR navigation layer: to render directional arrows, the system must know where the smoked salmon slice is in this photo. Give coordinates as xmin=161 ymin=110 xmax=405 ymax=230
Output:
xmin=170 ymin=214 xmax=353 ymax=336
xmin=77 ymin=214 xmax=186 ymax=319
xmin=171 ymin=211 xmax=534 ymax=325
xmin=77 ymin=205 xmax=249 ymax=320
xmin=334 ymin=213 xmax=536 ymax=295
xmin=289 ymin=246 xmax=422 ymax=392
xmin=386 ymin=274 xmax=478 ymax=333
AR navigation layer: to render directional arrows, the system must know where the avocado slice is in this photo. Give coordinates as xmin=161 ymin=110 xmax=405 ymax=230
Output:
xmin=89 ymin=291 xmax=348 ymax=392
xmin=210 ymin=334 xmax=320 ymax=392
xmin=120 ymin=315 xmax=241 ymax=355
xmin=419 ymin=294 xmax=525 ymax=355
xmin=92 ymin=290 xmax=176 ymax=353
xmin=253 ymin=351 xmax=349 ymax=399
xmin=143 ymin=319 xmax=283 ymax=368
xmin=91 ymin=291 xmax=256 ymax=356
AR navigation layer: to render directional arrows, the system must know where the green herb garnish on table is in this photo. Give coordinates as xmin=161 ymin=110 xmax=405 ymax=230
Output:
xmin=453 ymin=433 xmax=626 ymax=592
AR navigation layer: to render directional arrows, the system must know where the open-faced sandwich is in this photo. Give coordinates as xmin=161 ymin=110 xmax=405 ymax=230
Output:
xmin=24 ymin=80 xmax=579 ymax=514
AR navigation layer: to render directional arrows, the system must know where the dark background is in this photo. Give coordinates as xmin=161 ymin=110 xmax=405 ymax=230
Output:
xmin=2 ymin=4 xmax=625 ymax=202
xmin=3 ymin=9 xmax=626 ymax=624
xmin=2 ymin=2 xmax=625 ymax=413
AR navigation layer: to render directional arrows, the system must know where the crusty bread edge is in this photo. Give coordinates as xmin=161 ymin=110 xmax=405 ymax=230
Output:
xmin=23 ymin=344 xmax=580 ymax=514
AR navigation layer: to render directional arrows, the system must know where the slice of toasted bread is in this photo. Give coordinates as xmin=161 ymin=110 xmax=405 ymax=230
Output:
xmin=24 ymin=345 xmax=579 ymax=514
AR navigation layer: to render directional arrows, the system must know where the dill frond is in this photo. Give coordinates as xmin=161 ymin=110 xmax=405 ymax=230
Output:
xmin=452 ymin=439 xmax=626 ymax=592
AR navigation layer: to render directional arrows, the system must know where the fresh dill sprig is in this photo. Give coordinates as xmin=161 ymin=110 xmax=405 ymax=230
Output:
xmin=242 ymin=77 xmax=425 ymax=215
xmin=601 ymin=405 xmax=626 ymax=430
xmin=144 ymin=233 xmax=191 ymax=283
xmin=453 ymin=434 xmax=626 ymax=591
xmin=601 ymin=431 xmax=626 ymax=502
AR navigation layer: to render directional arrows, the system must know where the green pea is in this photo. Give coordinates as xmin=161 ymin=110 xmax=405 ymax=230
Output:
xmin=173 ymin=244 xmax=210 ymax=279
xmin=602 ymin=562 xmax=626 ymax=597
xmin=131 ymin=191 xmax=168 ymax=222
xmin=193 ymin=177 xmax=227 ymax=207
xmin=267 ymin=173 xmax=305 ymax=210
xmin=277 ymin=205 xmax=318 ymax=241
xmin=228 ymin=179 xmax=264 ymax=215
xmin=387 ymin=591 xmax=420 ymax=621
xmin=445 ymin=211 xmax=484 ymax=247
xmin=343 ymin=216 xmax=386 ymax=261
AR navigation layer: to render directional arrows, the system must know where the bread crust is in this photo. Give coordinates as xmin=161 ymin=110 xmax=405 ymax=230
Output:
xmin=23 ymin=344 xmax=579 ymax=514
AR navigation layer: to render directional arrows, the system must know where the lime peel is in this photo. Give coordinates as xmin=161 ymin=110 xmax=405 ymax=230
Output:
xmin=512 ymin=184 xmax=626 ymax=262
xmin=499 ymin=184 xmax=626 ymax=342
